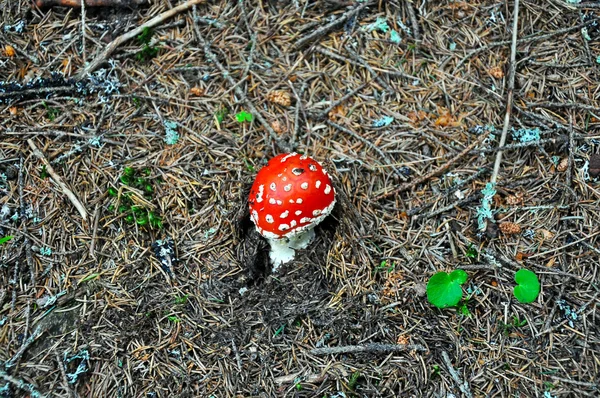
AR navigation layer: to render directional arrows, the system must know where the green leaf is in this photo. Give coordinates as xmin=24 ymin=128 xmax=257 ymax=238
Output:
xmin=426 ymin=270 xmax=468 ymax=308
xmin=80 ymin=273 xmax=99 ymax=283
xmin=235 ymin=111 xmax=253 ymax=123
xmin=0 ymin=236 xmax=13 ymax=245
xmin=137 ymin=27 xmax=154 ymax=45
xmin=513 ymin=269 xmax=540 ymax=303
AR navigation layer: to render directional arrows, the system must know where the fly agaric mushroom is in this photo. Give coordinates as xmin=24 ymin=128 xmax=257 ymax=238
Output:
xmin=248 ymin=153 xmax=336 ymax=269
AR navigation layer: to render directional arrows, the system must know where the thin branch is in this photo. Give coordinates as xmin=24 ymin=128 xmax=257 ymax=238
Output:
xmin=441 ymin=351 xmax=474 ymax=398
xmin=376 ymin=133 xmax=489 ymax=200
xmin=192 ymin=10 xmax=290 ymax=152
xmin=310 ymin=343 xmax=427 ymax=356
xmin=76 ymin=0 xmax=205 ymax=79
xmin=27 ymin=139 xmax=88 ymax=221
xmin=291 ymin=1 xmax=370 ymax=50
xmin=490 ymin=0 xmax=519 ymax=184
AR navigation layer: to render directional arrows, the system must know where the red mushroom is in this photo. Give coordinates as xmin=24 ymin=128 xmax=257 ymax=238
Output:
xmin=248 ymin=153 xmax=336 ymax=269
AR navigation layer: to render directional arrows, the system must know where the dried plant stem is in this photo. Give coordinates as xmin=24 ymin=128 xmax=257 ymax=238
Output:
xmin=377 ymin=133 xmax=489 ymax=200
xmin=34 ymin=0 xmax=145 ymax=7
xmin=76 ymin=0 xmax=205 ymax=79
xmin=490 ymin=0 xmax=519 ymax=184
xmin=326 ymin=121 xmax=405 ymax=179
xmin=441 ymin=351 xmax=474 ymax=398
xmin=292 ymin=1 xmax=370 ymax=50
xmin=310 ymin=343 xmax=427 ymax=356
xmin=193 ymin=14 xmax=290 ymax=152
xmin=0 ymin=369 xmax=44 ymax=398
xmin=314 ymin=82 xmax=368 ymax=120
xmin=27 ymin=139 xmax=89 ymax=221
xmin=55 ymin=352 xmax=79 ymax=398
xmin=314 ymin=45 xmax=418 ymax=81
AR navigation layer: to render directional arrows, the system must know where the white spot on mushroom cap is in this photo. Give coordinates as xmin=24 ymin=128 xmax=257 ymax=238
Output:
xmin=280 ymin=210 xmax=289 ymax=218
xmin=313 ymin=209 xmax=322 ymax=216
xmin=280 ymin=153 xmax=297 ymax=162
xmin=266 ymin=214 xmax=274 ymax=223
xmin=256 ymin=185 xmax=265 ymax=203
xmin=308 ymin=163 xmax=317 ymax=171
xmin=324 ymin=184 xmax=331 ymax=194
xmin=282 ymin=176 xmax=287 ymax=181
xmin=277 ymin=200 xmax=282 ymax=205
xmin=284 ymin=184 xmax=292 ymax=192
xmin=270 ymin=183 xmax=276 ymax=191
xmin=295 ymin=210 xmax=302 ymax=216
xmin=296 ymin=198 xmax=303 ymax=204
xmin=251 ymin=210 xmax=258 ymax=221
xmin=300 ymin=154 xmax=308 ymax=160
xmin=269 ymin=198 xmax=276 ymax=204
xmin=315 ymin=180 xmax=321 ymax=188
xmin=278 ymin=223 xmax=290 ymax=231
xmin=290 ymin=220 xmax=297 ymax=227
xmin=301 ymin=182 xmax=308 ymax=190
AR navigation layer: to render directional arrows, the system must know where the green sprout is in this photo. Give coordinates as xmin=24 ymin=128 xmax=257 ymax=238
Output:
xmin=174 ymin=294 xmax=189 ymax=305
xmin=136 ymin=27 xmax=158 ymax=62
xmin=215 ymin=107 xmax=228 ymax=123
xmin=107 ymin=187 xmax=118 ymax=197
xmin=0 ymin=236 xmax=13 ymax=245
xmin=513 ymin=269 xmax=540 ymax=303
xmin=235 ymin=110 xmax=253 ymax=123
xmin=40 ymin=165 xmax=49 ymax=179
xmin=500 ymin=315 xmax=527 ymax=335
xmin=348 ymin=371 xmax=361 ymax=390
xmin=41 ymin=101 xmax=59 ymax=121
xmin=465 ymin=243 xmax=477 ymax=259
xmin=426 ymin=270 xmax=468 ymax=309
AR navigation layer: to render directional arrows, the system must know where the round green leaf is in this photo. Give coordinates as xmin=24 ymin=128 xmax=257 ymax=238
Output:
xmin=513 ymin=269 xmax=540 ymax=304
xmin=426 ymin=270 xmax=468 ymax=309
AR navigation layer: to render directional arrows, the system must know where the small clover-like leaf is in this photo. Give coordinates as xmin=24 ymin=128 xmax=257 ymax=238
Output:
xmin=513 ymin=269 xmax=540 ymax=303
xmin=426 ymin=270 xmax=468 ymax=309
xmin=235 ymin=111 xmax=253 ymax=123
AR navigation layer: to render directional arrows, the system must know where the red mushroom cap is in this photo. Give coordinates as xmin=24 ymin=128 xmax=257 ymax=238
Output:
xmin=248 ymin=153 xmax=336 ymax=240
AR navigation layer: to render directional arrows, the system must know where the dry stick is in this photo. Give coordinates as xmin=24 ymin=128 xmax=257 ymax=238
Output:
xmin=27 ymin=139 xmax=88 ymax=221
xmin=55 ymin=352 xmax=79 ymax=398
xmin=490 ymin=0 xmax=519 ymax=185
xmin=0 ymin=85 xmax=73 ymax=102
xmin=18 ymin=157 xmax=36 ymax=290
xmin=314 ymin=81 xmax=369 ymax=120
xmin=454 ymin=21 xmax=589 ymax=73
xmin=314 ymin=45 xmax=419 ymax=81
xmin=290 ymin=81 xmax=307 ymax=147
xmin=376 ymin=133 xmax=489 ymax=200
xmin=344 ymin=46 xmax=394 ymax=92
xmin=0 ymin=369 xmax=44 ymax=398
xmin=403 ymin=0 xmax=421 ymax=41
xmin=81 ymin=0 xmax=86 ymax=64
xmin=310 ymin=343 xmax=427 ymax=356
xmin=34 ymin=0 xmax=146 ymax=7
xmin=326 ymin=121 xmax=406 ymax=180
xmin=76 ymin=0 xmax=205 ymax=79
xmin=193 ymin=17 xmax=290 ymax=152
xmin=291 ymin=1 xmax=370 ymax=50
xmin=274 ymin=373 xmax=325 ymax=384
xmin=441 ymin=351 xmax=474 ymax=398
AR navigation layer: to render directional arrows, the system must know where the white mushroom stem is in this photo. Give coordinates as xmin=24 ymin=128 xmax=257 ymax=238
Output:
xmin=267 ymin=228 xmax=316 ymax=272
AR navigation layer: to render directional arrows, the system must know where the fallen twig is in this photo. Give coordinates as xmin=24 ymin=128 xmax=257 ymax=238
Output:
xmin=490 ymin=0 xmax=519 ymax=185
xmin=193 ymin=8 xmax=291 ymax=152
xmin=274 ymin=372 xmax=325 ymax=384
xmin=27 ymin=139 xmax=88 ymax=221
xmin=310 ymin=343 xmax=427 ymax=356
xmin=441 ymin=351 xmax=474 ymax=398
xmin=0 ymin=369 xmax=44 ymax=398
xmin=326 ymin=121 xmax=406 ymax=180
xmin=76 ymin=0 xmax=205 ymax=79
xmin=376 ymin=133 xmax=489 ymax=200
xmin=34 ymin=0 xmax=145 ymax=7
xmin=291 ymin=1 xmax=370 ymax=50
xmin=18 ymin=157 xmax=36 ymax=289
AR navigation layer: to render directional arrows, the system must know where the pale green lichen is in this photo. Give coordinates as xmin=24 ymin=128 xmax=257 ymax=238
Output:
xmin=390 ymin=30 xmax=401 ymax=44
xmin=164 ymin=120 xmax=179 ymax=145
xmin=476 ymin=182 xmax=496 ymax=231
xmin=512 ymin=127 xmax=540 ymax=143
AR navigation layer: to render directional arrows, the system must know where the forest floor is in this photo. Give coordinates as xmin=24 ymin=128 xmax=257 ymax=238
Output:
xmin=1 ymin=0 xmax=599 ymax=397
